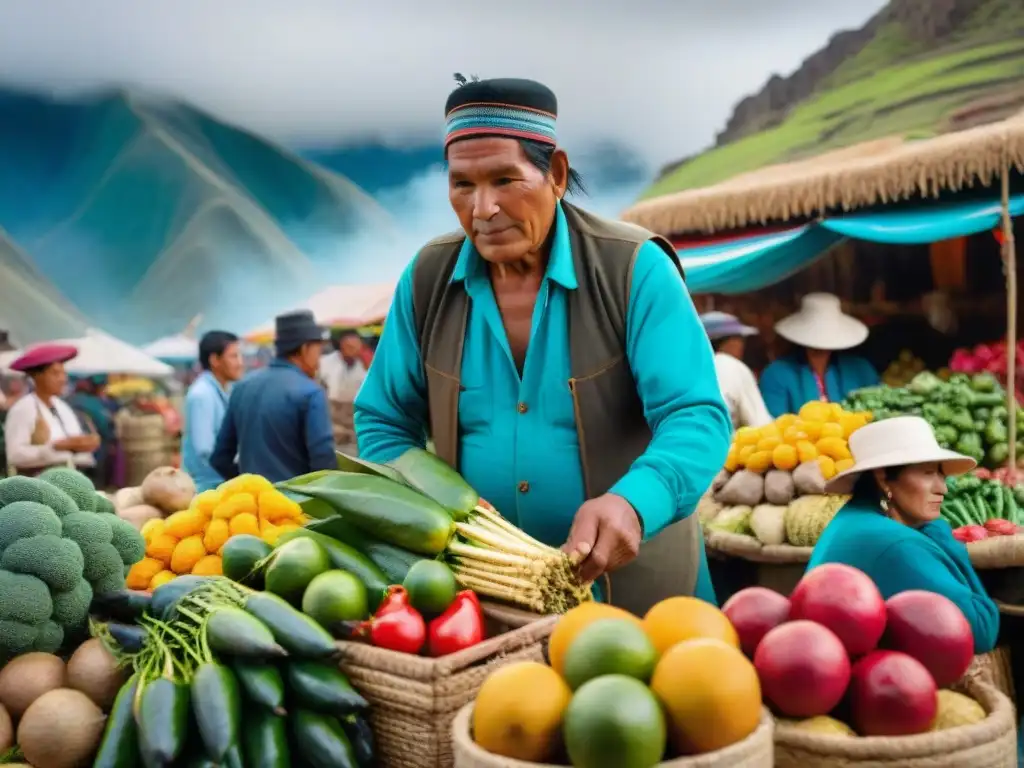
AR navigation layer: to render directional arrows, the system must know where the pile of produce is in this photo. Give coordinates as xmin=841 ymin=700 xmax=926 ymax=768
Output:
xmin=0 ymin=640 xmax=126 ymax=767
xmin=949 ymin=340 xmax=1024 ymax=404
xmin=881 ymin=349 xmax=927 ymax=387
xmin=470 ymin=597 xmax=763 ymax=767
xmin=280 ymin=448 xmax=590 ymax=614
xmin=87 ymin=575 xmax=374 ymax=767
xmin=944 ymin=470 xmax=1024 ymax=542
xmin=0 ymin=468 xmax=145 ymax=661
xmin=125 ymin=474 xmax=309 ymax=591
xmin=702 ymin=402 xmax=867 ymax=547
xmin=114 ymin=465 xmax=196 ymax=527
xmin=722 ymin=565 xmax=987 ymax=737
xmin=843 ymin=372 xmax=1009 ymax=467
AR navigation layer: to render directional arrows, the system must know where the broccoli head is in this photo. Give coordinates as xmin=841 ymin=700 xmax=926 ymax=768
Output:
xmin=95 ymin=495 xmax=117 ymax=515
xmin=0 ymin=476 xmax=78 ymax=517
xmin=0 ymin=570 xmax=53 ymax=625
xmin=108 ymin=516 xmax=145 ymax=567
xmin=39 ymin=467 xmax=97 ymax=512
xmin=91 ymin=568 xmax=127 ymax=596
xmin=0 ymin=501 xmax=62 ymax=553
xmin=0 ymin=619 xmax=40 ymax=657
xmin=0 ymin=534 xmax=85 ymax=592
xmin=62 ymin=510 xmax=113 ymax=549
xmin=52 ymin=579 xmax=93 ymax=629
xmin=80 ymin=541 xmax=124 ymax=584
xmin=33 ymin=620 xmax=64 ymax=653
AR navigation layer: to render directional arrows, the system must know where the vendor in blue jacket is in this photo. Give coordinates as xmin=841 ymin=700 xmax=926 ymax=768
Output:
xmin=808 ymin=416 xmax=1000 ymax=652
xmin=759 ymin=293 xmax=879 ymax=417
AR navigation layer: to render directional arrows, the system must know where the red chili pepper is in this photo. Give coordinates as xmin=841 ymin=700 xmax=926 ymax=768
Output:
xmin=427 ymin=590 xmax=485 ymax=658
xmin=375 ymin=585 xmax=411 ymax=617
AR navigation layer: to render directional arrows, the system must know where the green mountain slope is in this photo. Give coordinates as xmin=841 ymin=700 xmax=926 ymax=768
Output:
xmin=642 ymin=0 xmax=1024 ymax=201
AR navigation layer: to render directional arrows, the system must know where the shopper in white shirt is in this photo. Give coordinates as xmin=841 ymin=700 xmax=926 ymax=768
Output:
xmin=4 ymin=344 xmax=98 ymax=477
xmin=700 ymin=312 xmax=773 ymax=429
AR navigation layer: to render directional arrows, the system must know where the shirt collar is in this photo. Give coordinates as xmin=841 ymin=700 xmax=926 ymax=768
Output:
xmin=449 ymin=202 xmax=577 ymax=290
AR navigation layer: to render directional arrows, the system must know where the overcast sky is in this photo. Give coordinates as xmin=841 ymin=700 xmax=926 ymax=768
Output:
xmin=0 ymin=0 xmax=890 ymax=165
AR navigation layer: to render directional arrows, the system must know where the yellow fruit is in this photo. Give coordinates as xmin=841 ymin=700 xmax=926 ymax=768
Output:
xmin=744 ymin=450 xmax=773 ymax=474
xmin=839 ymin=412 xmax=866 ymax=438
xmin=258 ymin=489 xmax=304 ymax=523
xmin=170 ymin=535 xmax=207 ymax=574
xmin=793 ymin=716 xmax=855 ymax=736
xmin=723 ymin=445 xmax=740 ymax=473
xmin=146 ymin=533 xmax=178 ymax=564
xmin=163 ymin=509 xmax=207 ymax=539
xmin=795 ymin=440 xmax=818 ymax=463
xmin=472 ymin=661 xmax=572 ymax=762
xmin=757 ymin=424 xmax=781 ymax=440
xmin=140 ymin=518 xmax=165 ymax=542
xmin=817 ymin=455 xmax=837 ymax=480
xmin=834 ymin=458 xmax=855 ymax=474
xmin=220 ymin=473 xmax=274 ymax=498
xmin=772 ymin=444 xmax=799 ymax=471
xmin=203 ymin=519 xmax=230 ymax=553
xmin=828 ymin=403 xmax=845 ymax=421
xmin=549 ymin=603 xmax=644 ymax=676
xmin=650 ymin=638 xmax=762 ymax=755
xmin=774 ymin=414 xmax=798 ymax=431
xmin=191 ymin=489 xmax=224 ymax=516
xmin=816 ymin=437 xmax=852 ymax=461
xmin=737 ymin=445 xmax=756 ymax=466
xmin=734 ymin=427 xmax=759 ymax=446
xmin=819 ymin=422 xmax=844 ymax=440
xmin=192 ymin=555 xmax=223 ymax=576
xmin=259 ymin=519 xmax=283 ymax=546
xmin=798 ymin=402 xmax=830 ymax=423
xmin=756 ymin=436 xmax=782 ymax=452
xmin=802 ymin=420 xmax=823 ymax=441
xmin=148 ymin=570 xmax=176 ymax=590
xmin=931 ymin=690 xmax=987 ymax=730
xmin=782 ymin=426 xmax=808 ymax=445
xmin=126 ymin=557 xmax=164 ymax=590
xmin=211 ymin=496 xmax=242 ymax=520
xmin=642 ymin=597 xmax=740 ymax=656
xmin=229 ymin=513 xmax=261 ymax=538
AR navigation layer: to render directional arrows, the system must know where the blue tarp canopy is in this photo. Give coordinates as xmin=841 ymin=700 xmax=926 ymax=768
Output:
xmin=682 ymin=194 xmax=1024 ymax=294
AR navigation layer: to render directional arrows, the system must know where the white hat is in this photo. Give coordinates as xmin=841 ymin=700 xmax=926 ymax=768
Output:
xmin=699 ymin=312 xmax=758 ymax=340
xmin=824 ymin=416 xmax=976 ymax=494
xmin=774 ymin=293 xmax=868 ymax=351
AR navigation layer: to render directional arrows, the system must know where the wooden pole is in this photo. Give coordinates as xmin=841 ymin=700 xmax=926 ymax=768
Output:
xmin=1003 ymin=162 xmax=1018 ymax=470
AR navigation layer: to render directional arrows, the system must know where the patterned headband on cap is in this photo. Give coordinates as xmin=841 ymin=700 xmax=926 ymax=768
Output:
xmin=444 ymin=77 xmax=558 ymax=149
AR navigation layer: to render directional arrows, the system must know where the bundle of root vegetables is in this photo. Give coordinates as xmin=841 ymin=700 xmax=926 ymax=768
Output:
xmin=279 ymin=449 xmax=590 ymax=614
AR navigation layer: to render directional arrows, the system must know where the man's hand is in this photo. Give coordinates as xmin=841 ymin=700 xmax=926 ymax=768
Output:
xmin=78 ymin=434 xmax=101 ymax=452
xmin=562 ymin=493 xmax=643 ymax=584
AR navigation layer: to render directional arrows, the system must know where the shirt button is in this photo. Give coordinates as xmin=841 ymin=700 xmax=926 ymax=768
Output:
xmin=517 ymin=402 xmax=528 ymax=414
xmin=518 ymin=481 xmax=530 ymax=494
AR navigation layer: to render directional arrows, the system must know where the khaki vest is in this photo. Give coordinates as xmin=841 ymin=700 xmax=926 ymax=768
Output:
xmin=410 ymin=202 xmax=704 ymax=616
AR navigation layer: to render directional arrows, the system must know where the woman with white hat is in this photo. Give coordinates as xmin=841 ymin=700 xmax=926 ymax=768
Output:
xmin=758 ymin=293 xmax=879 ymax=417
xmin=808 ymin=416 xmax=999 ymax=653
xmin=699 ymin=312 xmax=772 ymax=429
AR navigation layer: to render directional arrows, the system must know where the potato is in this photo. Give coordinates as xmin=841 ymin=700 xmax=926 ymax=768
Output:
xmin=764 ymin=470 xmax=795 ymax=506
xmin=792 ymin=460 xmax=827 ymax=496
xmin=715 ymin=470 xmax=764 ymax=507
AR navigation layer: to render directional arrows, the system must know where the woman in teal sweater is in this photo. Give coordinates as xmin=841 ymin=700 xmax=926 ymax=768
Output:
xmin=808 ymin=415 xmax=1000 ymax=653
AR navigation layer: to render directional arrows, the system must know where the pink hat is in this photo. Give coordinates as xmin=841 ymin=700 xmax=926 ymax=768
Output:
xmin=10 ymin=343 xmax=78 ymax=373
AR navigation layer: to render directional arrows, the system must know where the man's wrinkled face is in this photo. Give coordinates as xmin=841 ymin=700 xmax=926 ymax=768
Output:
xmin=447 ymin=137 xmax=567 ymax=264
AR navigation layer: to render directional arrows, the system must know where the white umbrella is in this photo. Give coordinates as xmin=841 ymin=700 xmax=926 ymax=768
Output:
xmin=245 ymin=282 xmax=395 ymax=341
xmin=0 ymin=329 xmax=174 ymax=378
xmin=143 ymin=334 xmax=199 ymax=363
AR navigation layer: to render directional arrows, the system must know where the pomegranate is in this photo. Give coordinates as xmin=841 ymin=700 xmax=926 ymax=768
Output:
xmin=754 ymin=620 xmax=851 ymax=718
xmin=722 ymin=587 xmax=792 ymax=657
xmin=849 ymin=650 xmax=937 ymax=736
xmin=789 ymin=564 xmax=886 ymax=657
xmin=882 ymin=591 xmax=974 ymax=687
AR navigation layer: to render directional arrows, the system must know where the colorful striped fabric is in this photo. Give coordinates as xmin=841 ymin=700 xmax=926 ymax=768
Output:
xmin=445 ymin=103 xmax=557 ymax=147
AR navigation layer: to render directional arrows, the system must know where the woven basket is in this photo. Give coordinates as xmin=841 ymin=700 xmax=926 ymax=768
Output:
xmin=967 ymin=535 xmax=1024 ymax=569
xmin=337 ymin=602 xmax=555 ymax=768
xmin=774 ymin=680 xmax=1017 ymax=768
xmin=703 ymin=530 xmax=813 ymax=565
xmin=963 ymin=647 xmax=1016 ymax=705
xmin=451 ymin=702 xmax=775 ymax=768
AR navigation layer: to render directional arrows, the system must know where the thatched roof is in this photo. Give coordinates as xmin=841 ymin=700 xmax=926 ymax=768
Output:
xmin=621 ymin=112 xmax=1024 ymax=236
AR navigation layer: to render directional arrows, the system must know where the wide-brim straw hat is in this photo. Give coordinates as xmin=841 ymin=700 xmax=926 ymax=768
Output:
xmin=775 ymin=293 xmax=868 ymax=351
xmin=700 ymin=311 xmax=759 ymax=340
xmin=825 ymin=416 xmax=976 ymax=494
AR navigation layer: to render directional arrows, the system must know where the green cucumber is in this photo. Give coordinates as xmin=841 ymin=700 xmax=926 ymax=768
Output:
xmin=90 ymin=589 xmax=152 ymax=623
xmin=205 ymin=607 xmax=288 ymax=659
xmin=390 ymin=447 xmax=479 ymax=520
xmin=306 ymin=516 xmax=428 ymax=583
xmin=93 ymin=675 xmax=139 ymax=768
xmin=291 ymin=709 xmax=359 ymax=768
xmin=244 ymin=592 xmax=337 ymax=659
xmin=279 ymin=474 xmax=454 ymax=555
xmin=244 ymin=706 xmax=290 ymax=767
xmin=341 ymin=714 xmax=375 ymax=768
xmin=285 ymin=660 xmax=368 ymax=716
xmin=276 ymin=528 xmax=389 ymax=607
xmin=150 ymin=575 xmax=215 ymax=620
xmin=223 ymin=743 xmax=244 ymax=768
xmin=233 ymin=661 xmax=287 ymax=714
xmin=136 ymin=677 xmax=189 ymax=767
xmin=191 ymin=662 xmax=241 ymax=761
xmin=335 ymin=451 xmax=407 ymax=483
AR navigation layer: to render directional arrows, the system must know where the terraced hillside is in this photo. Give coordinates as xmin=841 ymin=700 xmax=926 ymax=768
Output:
xmin=643 ymin=0 xmax=1024 ymax=200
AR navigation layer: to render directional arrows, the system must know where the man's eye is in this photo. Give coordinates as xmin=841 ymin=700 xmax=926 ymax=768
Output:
xmin=494 ymin=177 xmax=513 ymax=186
xmin=453 ymin=180 xmax=473 ymax=189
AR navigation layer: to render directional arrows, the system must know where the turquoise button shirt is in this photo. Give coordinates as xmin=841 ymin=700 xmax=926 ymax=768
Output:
xmin=759 ymin=352 xmax=879 ymax=418
xmin=355 ymin=204 xmax=731 ymax=605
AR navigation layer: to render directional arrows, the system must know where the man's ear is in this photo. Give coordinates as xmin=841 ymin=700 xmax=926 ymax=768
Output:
xmin=549 ymin=148 xmax=569 ymax=199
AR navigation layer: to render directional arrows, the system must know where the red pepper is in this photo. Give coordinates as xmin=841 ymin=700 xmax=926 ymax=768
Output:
xmin=984 ymin=519 xmax=1019 ymax=537
xmin=427 ymin=590 xmax=485 ymax=658
xmin=366 ymin=605 xmax=427 ymax=654
xmin=375 ymin=585 xmax=412 ymax=617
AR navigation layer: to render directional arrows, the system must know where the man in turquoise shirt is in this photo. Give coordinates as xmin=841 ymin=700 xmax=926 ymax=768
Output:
xmin=355 ymin=77 xmax=731 ymax=609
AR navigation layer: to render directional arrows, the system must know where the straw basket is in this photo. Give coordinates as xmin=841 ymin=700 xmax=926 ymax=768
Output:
xmin=971 ymin=536 xmax=1024 ymax=605
xmin=451 ymin=703 xmax=775 ymax=768
xmin=337 ymin=603 xmax=556 ymax=768
xmin=773 ymin=680 xmax=1017 ymax=768
xmin=703 ymin=530 xmax=812 ymax=597
xmin=963 ymin=646 xmax=1016 ymax=705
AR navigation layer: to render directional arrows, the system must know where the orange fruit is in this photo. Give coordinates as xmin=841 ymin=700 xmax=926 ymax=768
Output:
xmin=817 ymin=455 xmax=837 ymax=480
xmin=650 ymin=638 xmax=762 ymax=754
xmin=642 ymin=597 xmax=739 ymax=655
xmin=548 ymin=603 xmax=643 ymax=676
xmin=819 ymin=423 xmax=844 ymax=440
xmin=772 ymin=444 xmax=798 ymax=471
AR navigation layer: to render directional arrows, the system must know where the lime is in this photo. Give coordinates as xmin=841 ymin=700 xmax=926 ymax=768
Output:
xmin=221 ymin=535 xmax=272 ymax=586
xmin=264 ymin=537 xmax=330 ymax=603
xmin=302 ymin=570 xmax=369 ymax=626
xmin=562 ymin=618 xmax=658 ymax=690
xmin=563 ymin=675 xmax=667 ymax=768
xmin=402 ymin=560 xmax=458 ymax=616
